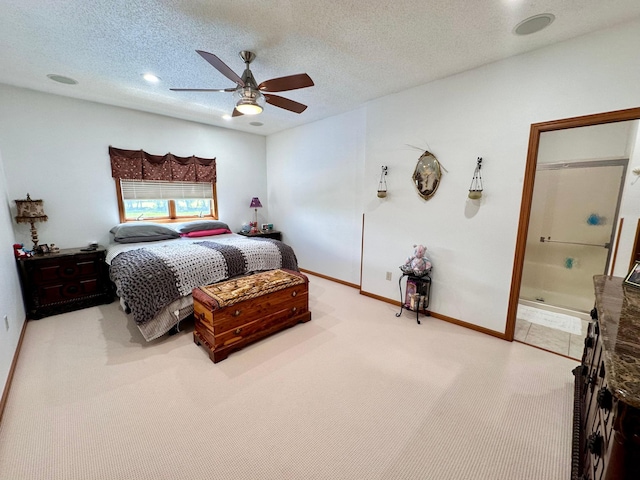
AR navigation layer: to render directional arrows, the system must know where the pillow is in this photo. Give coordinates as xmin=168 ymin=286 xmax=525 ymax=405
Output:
xmin=180 ymin=228 xmax=232 ymax=238
xmin=175 ymin=220 xmax=230 ymax=234
xmin=110 ymin=222 xmax=180 ymax=244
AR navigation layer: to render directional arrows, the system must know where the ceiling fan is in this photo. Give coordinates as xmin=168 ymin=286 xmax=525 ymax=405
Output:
xmin=170 ymin=50 xmax=314 ymax=116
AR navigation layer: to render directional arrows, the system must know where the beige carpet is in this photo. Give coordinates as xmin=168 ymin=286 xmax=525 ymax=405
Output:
xmin=0 ymin=274 xmax=578 ymax=479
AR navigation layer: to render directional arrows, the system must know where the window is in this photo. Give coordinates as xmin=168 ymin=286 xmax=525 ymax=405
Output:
xmin=116 ymin=179 xmax=218 ymax=222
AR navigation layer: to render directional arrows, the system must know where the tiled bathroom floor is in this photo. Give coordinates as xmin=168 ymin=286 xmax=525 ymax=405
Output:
xmin=514 ymin=317 xmax=589 ymax=360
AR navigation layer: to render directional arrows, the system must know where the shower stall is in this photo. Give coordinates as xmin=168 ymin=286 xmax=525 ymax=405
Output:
xmin=520 ymin=159 xmax=627 ymax=314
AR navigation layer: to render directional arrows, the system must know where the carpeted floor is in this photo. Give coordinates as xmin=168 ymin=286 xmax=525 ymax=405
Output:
xmin=0 ymin=274 xmax=578 ymax=479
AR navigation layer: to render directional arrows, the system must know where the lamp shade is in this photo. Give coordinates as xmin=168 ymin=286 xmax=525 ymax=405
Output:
xmin=236 ymin=99 xmax=263 ymax=115
xmin=250 ymin=197 xmax=262 ymax=208
xmin=15 ymin=193 xmax=48 ymax=250
xmin=15 ymin=193 xmax=48 ymax=223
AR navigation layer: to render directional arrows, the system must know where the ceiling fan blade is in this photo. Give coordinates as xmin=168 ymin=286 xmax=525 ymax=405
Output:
xmin=264 ymin=94 xmax=307 ymax=114
xmin=232 ymin=108 xmax=244 ymax=117
xmin=258 ymin=73 xmax=314 ymax=92
xmin=196 ymin=50 xmax=245 ymax=87
xmin=170 ymin=88 xmax=237 ymax=92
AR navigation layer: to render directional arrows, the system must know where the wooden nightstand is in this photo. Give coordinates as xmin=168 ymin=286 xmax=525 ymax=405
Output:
xmin=236 ymin=230 xmax=282 ymax=241
xmin=16 ymin=246 xmax=113 ymax=319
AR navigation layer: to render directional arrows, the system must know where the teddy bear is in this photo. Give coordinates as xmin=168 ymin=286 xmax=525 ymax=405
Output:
xmin=402 ymin=244 xmax=431 ymax=276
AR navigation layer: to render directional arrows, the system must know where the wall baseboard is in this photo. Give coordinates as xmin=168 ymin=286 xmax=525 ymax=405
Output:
xmin=359 ymin=289 xmax=507 ymax=340
xmin=299 ymin=268 xmax=360 ymax=289
xmin=301 ymin=269 xmax=508 ymax=340
xmin=0 ymin=318 xmax=28 ymax=424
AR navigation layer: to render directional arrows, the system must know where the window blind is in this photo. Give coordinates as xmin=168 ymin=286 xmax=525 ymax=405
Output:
xmin=121 ymin=180 xmax=213 ymax=200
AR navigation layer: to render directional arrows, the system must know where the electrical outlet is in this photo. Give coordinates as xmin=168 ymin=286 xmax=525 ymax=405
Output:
xmin=3 ymin=315 xmax=8 ymax=331
xmin=386 ymin=271 xmax=392 ymax=281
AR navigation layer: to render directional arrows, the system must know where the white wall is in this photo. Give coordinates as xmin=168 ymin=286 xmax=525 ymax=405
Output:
xmin=0 ymin=148 xmax=26 ymax=399
xmin=0 ymin=85 xmax=267 ymax=248
xmin=268 ymin=19 xmax=640 ymax=334
xmin=537 ymin=122 xmax=636 ymax=164
xmin=613 ymin=122 xmax=640 ymax=277
xmin=267 ymin=108 xmax=366 ymax=285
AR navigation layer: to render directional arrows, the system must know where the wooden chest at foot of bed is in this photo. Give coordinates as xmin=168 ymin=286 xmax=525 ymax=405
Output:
xmin=193 ymin=269 xmax=311 ymax=363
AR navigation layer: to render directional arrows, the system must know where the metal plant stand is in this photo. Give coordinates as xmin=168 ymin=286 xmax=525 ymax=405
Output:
xmin=396 ymin=272 xmax=431 ymax=324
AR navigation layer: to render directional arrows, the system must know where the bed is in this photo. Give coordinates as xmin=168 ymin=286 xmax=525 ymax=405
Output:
xmin=105 ymin=222 xmax=299 ymax=341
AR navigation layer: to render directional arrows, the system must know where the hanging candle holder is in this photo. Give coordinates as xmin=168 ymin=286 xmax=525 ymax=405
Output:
xmin=377 ymin=166 xmax=388 ymax=198
xmin=468 ymin=157 xmax=483 ymax=199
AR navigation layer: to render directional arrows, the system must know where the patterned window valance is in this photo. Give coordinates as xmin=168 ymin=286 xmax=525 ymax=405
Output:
xmin=109 ymin=146 xmax=216 ymax=183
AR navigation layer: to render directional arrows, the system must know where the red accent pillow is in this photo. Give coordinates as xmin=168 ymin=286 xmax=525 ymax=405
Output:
xmin=180 ymin=228 xmax=231 ymax=238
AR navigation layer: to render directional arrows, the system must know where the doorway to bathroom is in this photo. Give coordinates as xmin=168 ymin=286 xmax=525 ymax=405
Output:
xmin=516 ymin=159 xmax=627 ymax=357
xmin=507 ymin=113 xmax=640 ymax=358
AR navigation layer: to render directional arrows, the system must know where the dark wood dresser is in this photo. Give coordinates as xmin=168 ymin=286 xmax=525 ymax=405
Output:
xmin=572 ymin=275 xmax=640 ymax=480
xmin=16 ymin=247 xmax=113 ymax=319
xmin=236 ymin=230 xmax=282 ymax=241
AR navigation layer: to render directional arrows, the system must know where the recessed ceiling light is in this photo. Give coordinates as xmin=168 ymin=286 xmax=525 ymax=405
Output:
xmin=249 ymin=122 xmax=263 ymax=127
xmin=222 ymin=114 xmax=232 ymax=120
xmin=513 ymin=13 xmax=555 ymax=36
xmin=46 ymin=74 xmax=78 ymax=85
xmin=142 ymin=73 xmax=160 ymax=83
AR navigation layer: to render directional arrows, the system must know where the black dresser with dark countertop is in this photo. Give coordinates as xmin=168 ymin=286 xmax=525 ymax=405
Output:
xmin=572 ymin=275 xmax=640 ymax=480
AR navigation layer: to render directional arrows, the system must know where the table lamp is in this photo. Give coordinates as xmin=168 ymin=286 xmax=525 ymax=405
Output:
xmin=249 ymin=197 xmax=262 ymax=233
xmin=15 ymin=193 xmax=48 ymax=250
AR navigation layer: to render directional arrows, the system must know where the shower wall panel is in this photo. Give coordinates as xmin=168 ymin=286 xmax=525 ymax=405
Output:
xmin=521 ymin=164 xmax=624 ymax=312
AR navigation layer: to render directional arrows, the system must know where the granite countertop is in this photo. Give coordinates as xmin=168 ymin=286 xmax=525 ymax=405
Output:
xmin=593 ymin=275 xmax=640 ymax=409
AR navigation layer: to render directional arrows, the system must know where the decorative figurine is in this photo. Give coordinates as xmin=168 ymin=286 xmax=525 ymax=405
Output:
xmin=401 ymin=244 xmax=432 ymax=276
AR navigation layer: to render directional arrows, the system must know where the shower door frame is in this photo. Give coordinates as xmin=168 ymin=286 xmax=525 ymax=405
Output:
xmin=505 ymin=106 xmax=640 ymax=341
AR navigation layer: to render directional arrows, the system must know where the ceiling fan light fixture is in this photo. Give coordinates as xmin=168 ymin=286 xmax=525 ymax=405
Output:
xmin=171 ymin=50 xmax=312 ymax=115
xmin=234 ymin=88 xmax=265 ymax=115
xmin=236 ymin=99 xmax=263 ymax=115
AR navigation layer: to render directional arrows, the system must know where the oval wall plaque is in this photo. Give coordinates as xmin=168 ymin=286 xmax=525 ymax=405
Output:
xmin=413 ymin=151 xmax=441 ymax=200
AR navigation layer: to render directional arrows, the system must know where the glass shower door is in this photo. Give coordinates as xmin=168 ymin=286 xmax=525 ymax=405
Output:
xmin=521 ymin=161 xmax=626 ymax=313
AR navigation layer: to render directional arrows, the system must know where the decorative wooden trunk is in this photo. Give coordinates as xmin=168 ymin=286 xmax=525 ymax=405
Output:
xmin=193 ymin=269 xmax=311 ymax=363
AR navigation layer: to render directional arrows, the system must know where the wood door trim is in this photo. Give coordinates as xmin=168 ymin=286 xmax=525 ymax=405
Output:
xmin=611 ymin=218 xmax=624 ymax=276
xmin=629 ymin=218 xmax=640 ymax=273
xmin=505 ymin=107 xmax=640 ymax=341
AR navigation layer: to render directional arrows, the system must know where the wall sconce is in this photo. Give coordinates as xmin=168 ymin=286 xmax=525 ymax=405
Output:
xmin=15 ymin=193 xmax=48 ymax=249
xmin=249 ymin=197 xmax=262 ymax=233
xmin=377 ymin=166 xmax=388 ymax=198
xmin=468 ymin=157 xmax=483 ymax=199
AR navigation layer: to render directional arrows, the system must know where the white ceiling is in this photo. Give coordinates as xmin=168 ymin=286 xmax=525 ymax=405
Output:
xmin=2 ymin=1 xmax=640 ymax=136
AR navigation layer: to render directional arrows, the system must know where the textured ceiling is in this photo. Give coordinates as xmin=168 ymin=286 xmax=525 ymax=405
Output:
xmin=1 ymin=0 xmax=640 ymax=136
